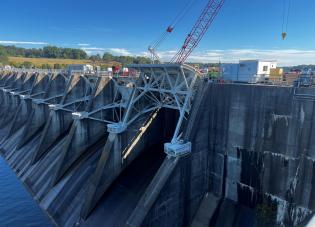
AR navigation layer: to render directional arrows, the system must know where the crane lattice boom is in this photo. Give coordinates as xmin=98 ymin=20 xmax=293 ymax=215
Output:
xmin=171 ymin=0 xmax=224 ymax=64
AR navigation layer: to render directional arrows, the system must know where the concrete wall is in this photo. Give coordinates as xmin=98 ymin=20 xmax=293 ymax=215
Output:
xmin=143 ymin=83 xmax=315 ymax=226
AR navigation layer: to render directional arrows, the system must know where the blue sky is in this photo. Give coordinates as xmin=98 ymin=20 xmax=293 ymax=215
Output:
xmin=1 ymin=0 xmax=315 ymax=65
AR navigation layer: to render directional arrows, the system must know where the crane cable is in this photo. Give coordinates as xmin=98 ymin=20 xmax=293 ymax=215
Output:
xmin=150 ymin=0 xmax=196 ymax=50
xmin=281 ymin=0 xmax=291 ymax=40
xmin=170 ymin=0 xmax=196 ymax=29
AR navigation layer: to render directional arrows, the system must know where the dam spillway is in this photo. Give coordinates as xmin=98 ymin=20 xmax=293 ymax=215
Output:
xmin=0 ymin=66 xmax=314 ymax=227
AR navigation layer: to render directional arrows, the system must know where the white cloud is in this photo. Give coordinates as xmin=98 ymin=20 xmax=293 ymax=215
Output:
xmin=77 ymin=43 xmax=90 ymax=46
xmin=108 ymin=48 xmax=132 ymax=56
xmin=77 ymin=47 xmax=315 ymax=66
xmin=155 ymin=49 xmax=315 ymax=66
xmin=81 ymin=47 xmax=106 ymax=51
xmin=80 ymin=47 xmax=106 ymax=55
xmin=80 ymin=47 xmax=133 ymax=56
xmin=0 ymin=40 xmax=48 ymax=45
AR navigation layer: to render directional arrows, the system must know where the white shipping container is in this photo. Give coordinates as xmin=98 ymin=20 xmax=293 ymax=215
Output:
xmin=222 ymin=60 xmax=277 ymax=83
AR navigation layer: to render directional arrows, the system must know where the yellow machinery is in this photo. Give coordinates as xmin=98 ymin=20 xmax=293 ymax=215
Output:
xmin=270 ymin=68 xmax=284 ymax=80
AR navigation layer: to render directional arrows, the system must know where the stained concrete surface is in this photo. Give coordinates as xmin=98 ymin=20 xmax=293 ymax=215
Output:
xmin=191 ymin=193 xmax=221 ymax=227
xmin=142 ymin=83 xmax=315 ymax=227
xmin=210 ymin=198 xmax=257 ymax=227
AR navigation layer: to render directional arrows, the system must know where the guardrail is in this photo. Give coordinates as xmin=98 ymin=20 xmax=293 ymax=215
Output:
xmin=0 ymin=68 xmax=65 ymax=74
xmin=218 ymin=73 xmax=297 ymax=86
xmin=0 ymin=69 xmax=141 ymax=82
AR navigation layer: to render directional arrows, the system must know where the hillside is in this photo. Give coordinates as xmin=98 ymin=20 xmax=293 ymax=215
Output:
xmin=0 ymin=45 xmax=151 ymax=69
xmin=9 ymin=57 xmax=121 ymax=69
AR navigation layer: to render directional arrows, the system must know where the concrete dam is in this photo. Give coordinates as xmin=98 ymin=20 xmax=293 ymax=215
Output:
xmin=0 ymin=65 xmax=314 ymax=227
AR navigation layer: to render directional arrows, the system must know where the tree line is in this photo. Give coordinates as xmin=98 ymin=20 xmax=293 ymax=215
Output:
xmin=0 ymin=45 xmax=87 ymax=59
xmin=0 ymin=45 xmax=151 ymax=68
xmin=89 ymin=52 xmax=151 ymax=65
xmin=0 ymin=46 xmax=9 ymax=65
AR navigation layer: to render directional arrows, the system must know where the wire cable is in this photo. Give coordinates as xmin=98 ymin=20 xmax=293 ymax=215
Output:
xmin=285 ymin=0 xmax=292 ymax=32
xmin=281 ymin=0 xmax=292 ymax=40
xmin=149 ymin=0 xmax=197 ymax=50
xmin=170 ymin=0 xmax=196 ymax=28
xmin=282 ymin=0 xmax=286 ymax=33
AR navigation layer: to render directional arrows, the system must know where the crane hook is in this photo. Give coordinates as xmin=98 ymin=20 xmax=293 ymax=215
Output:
xmin=282 ymin=32 xmax=287 ymax=40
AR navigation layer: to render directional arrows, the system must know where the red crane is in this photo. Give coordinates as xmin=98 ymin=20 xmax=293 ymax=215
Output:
xmin=171 ymin=0 xmax=225 ymax=64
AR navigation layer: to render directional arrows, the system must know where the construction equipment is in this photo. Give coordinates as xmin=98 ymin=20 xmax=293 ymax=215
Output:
xmin=171 ymin=0 xmax=225 ymax=64
xmin=295 ymin=69 xmax=313 ymax=87
xmin=148 ymin=26 xmax=174 ymax=63
xmin=148 ymin=0 xmax=224 ymax=64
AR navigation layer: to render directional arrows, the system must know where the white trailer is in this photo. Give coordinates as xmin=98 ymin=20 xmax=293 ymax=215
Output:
xmin=66 ymin=64 xmax=94 ymax=74
xmin=221 ymin=60 xmax=277 ymax=83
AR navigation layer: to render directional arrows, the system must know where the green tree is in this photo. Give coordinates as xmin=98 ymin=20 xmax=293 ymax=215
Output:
xmin=10 ymin=62 xmax=21 ymax=68
xmin=0 ymin=46 xmax=9 ymax=65
xmin=117 ymin=56 xmax=133 ymax=66
xmin=43 ymin=46 xmax=61 ymax=58
xmin=0 ymin=44 xmax=88 ymax=60
xmin=0 ymin=54 xmax=9 ymax=66
xmin=90 ymin=54 xmax=102 ymax=62
xmin=41 ymin=64 xmax=52 ymax=69
xmin=54 ymin=63 xmax=62 ymax=69
xmin=102 ymin=52 xmax=114 ymax=62
xmin=134 ymin=56 xmax=151 ymax=64
xmin=22 ymin=61 xmax=33 ymax=69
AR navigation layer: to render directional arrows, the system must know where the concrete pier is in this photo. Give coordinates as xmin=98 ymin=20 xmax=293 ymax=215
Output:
xmin=0 ymin=69 xmax=314 ymax=227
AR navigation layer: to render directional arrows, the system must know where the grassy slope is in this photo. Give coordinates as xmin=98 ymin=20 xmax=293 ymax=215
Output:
xmin=9 ymin=57 xmax=121 ymax=68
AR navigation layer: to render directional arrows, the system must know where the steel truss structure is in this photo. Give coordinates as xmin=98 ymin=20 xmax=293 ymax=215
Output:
xmin=73 ymin=64 xmax=200 ymax=157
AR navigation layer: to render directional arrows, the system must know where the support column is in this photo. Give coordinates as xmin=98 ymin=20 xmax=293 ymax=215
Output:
xmin=80 ymin=132 xmax=119 ymax=219
xmin=31 ymin=108 xmax=73 ymax=164
xmin=52 ymin=116 xmax=107 ymax=185
xmin=7 ymin=97 xmax=32 ymax=139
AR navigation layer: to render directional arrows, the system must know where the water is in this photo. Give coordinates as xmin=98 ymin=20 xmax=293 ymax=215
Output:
xmin=0 ymin=156 xmax=53 ymax=227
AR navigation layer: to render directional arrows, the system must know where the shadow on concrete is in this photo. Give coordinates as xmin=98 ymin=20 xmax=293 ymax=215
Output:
xmin=82 ymin=143 xmax=166 ymax=227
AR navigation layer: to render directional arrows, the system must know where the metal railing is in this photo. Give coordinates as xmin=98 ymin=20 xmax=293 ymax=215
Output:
xmin=218 ymin=73 xmax=296 ymax=86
